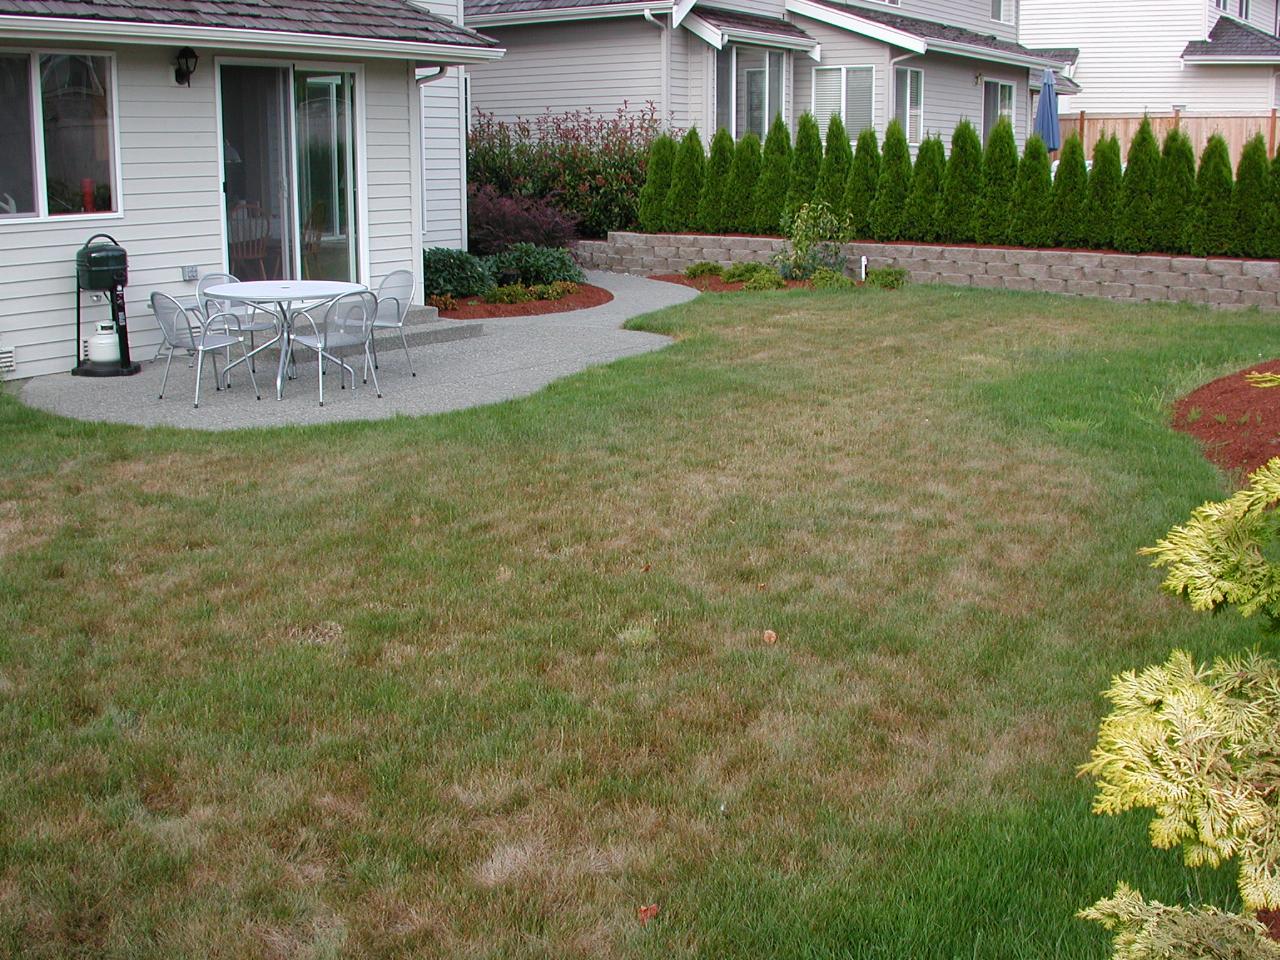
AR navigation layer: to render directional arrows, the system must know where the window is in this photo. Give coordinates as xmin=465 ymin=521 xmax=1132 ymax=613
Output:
xmin=813 ymin=65 xmax=874 ymax=139
xmin=982 ymin=79 xmax=1014 ymax=143
xmin=0 ymin=51 xmax=117 ymax=220
xmin=1273 ymin=72 xmax=1280 ymax=108
xmin=990 ymin=0 xmax=1014 ymax=23
xmin=1239 ymin=0 xmax=1251 ymax=18
xmin=894 ymin=67 xmax=923 ymax=144
xmin=1213 ymin=0 xmax=1228 ymax=9
xmin=716 ymin=45 xmax=785 ymax=139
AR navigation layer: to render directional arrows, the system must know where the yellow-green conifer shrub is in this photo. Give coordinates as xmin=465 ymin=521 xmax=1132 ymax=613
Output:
xmin=1080 ymin=885 xmax=1280 ymax=960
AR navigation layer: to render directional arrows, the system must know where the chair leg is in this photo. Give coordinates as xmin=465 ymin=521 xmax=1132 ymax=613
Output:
xmin=399 ymin=326 xmax=415 ymax=377
xmin=242 ymin=341 xmax=261 ymax=400
xmin=194 ymin=349 xmax=205 ymax=408
xmin=210 ymin=351 xmax=222 ymax=392
xmin=371 ymin=335 xmax=379 ymax=371
xmin=317 ymin=347 xmax=324 ymax=407
xmin=366 ymin=343 xmax=382 ymax=398
xmin=159 ymin=346 xmax=175 ymax=399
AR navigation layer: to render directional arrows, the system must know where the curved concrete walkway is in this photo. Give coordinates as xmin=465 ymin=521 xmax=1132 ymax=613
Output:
xmin=20 ymin=272 xmax=696 ymax=431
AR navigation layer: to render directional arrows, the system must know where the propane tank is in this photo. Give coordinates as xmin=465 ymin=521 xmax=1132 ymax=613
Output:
xmin=87 ymin=321 xmax=121 ymax=364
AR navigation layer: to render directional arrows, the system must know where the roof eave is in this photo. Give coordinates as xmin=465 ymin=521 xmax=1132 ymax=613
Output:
xmin=1 ymin=14 xmax=505 ymax=61
xmin=468 ymin=2 xmax=673 ymax=26
xmin=785 ymin=0 xmax=924 ymax=52
xmin=1182 ymin=53 xmax=1280 ymax=64
xmin=926 ymin=38 xmax=1063 ymax=70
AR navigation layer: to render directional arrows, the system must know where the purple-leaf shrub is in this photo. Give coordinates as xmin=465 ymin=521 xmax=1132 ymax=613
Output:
xmin=468 ymin=185 xmax=578 ymax=256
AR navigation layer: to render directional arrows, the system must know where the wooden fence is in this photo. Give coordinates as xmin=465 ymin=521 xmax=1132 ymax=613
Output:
xmin=1059 ymin=111 xmax=1280 ymax=165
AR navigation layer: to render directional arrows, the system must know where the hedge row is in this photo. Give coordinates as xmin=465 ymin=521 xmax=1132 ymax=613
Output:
xmin=639 ymin=113 xmax=1280 ymax=258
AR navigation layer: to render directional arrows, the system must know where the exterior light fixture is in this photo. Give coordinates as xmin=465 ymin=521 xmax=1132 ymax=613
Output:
xmin=174 ymin=47 xmax=199 ymax=86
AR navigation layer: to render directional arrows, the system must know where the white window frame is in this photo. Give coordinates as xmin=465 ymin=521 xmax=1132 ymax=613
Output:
xmin=990 ymin=0 xmax=1014 ymax=23
xmin=1239 ymin=0 xmax=1251 ymax=18
xmin=811 ymin=64 xmax=876 ymax=139
xmin=893 ymin=66 xmax=923 ymax=145
xmin=717 ymin=44 xmax=788 ymax=139
xmin=0 ymin=48 xmax=123 ymax=224
xmin=981 ymin=78 xmax=1015 ymax=142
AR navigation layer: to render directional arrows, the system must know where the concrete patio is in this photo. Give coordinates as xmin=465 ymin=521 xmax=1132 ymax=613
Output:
xmin=19 ymin=272 xmax=696 ymax=431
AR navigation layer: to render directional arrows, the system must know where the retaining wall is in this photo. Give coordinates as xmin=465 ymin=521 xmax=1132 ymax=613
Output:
xmin=574 ymin=232 xmax=1280 ymax=310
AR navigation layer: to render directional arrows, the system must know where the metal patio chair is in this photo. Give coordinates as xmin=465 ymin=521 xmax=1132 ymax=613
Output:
xmin=368 ymin=269 xmax=417 ymax=378
xmin=290 ymin=291 xmax=381 ymax=406
xmin=197 ymin=272 xmax=278 ymax=372
xmin=151 ymin=291 xmax=261 ymax=408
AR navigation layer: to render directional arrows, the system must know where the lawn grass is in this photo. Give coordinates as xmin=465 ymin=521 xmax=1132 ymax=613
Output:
xmin=1 ymin=283 xmax=1277 ymax=958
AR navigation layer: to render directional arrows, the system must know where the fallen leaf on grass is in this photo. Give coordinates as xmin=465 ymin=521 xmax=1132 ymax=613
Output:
xmin=763 ymin=630 xmax=777 ymax=645
xmin=637 ymin=904 xmax=660 ymax=925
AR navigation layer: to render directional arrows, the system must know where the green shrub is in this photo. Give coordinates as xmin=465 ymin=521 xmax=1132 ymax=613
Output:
xmin=903 ymin=135 xmax=944 ymax=243
xmin=526 ymin=280 xmax=579 ymax=300
xmin=785 ymin=113 xmax=822 ymax=226
xmin=842 ymin=127 xmax=881 ymax=241
xmin=976 ymin=117 xmax=1017 ymax=245
xmin=1084 ymin=134 xmax=1122 ymax=249
xmin=638 ymin=134 xmax=677 ymax=232
xmin=1265 ymin=151 xmax=1280 ymax=259
xmin=939 ymin=120 xmax=983 ymax=244
xmin=1012 ymin=135 xmax=1053 ymax=248
xmin=774 ymin=200 xmax=844 ymax=279
xmin=742 ymin=269 xmax=787 ymax=291
xmin=484 ymin=242 xmax=585 ymax=286
xmin=1114 ymin=116 xmax=1161 ymax=252
xmin=1189 ymin=134 xmax=1234 ymax=257
xmin=665 ymin=127 xmax=706 ymax=233
xmin=685 ymin=261 xmax=724 ymax=278
xmin=483 ymin=283 xmax=536 ymax=304
xmin=810 ymin=266 xmax=856 ymax=289
xmin=698 ymin=127 xmax=735 ymax=234
xmin=1233 ymin=133 xmax=1270 ymax=258
xmin=423 ymin=247 xmax=490 ymax=298
xmin=816 ymin=114 xmax=853 ymax=215
xmin=723 ymin=132 xmax=763 ymax=233
xmin=1050 ymin=133 xmax=1089 ymax=248
xmin=753 ymin=115 xmax=793 ymax=235
xmin=467 ymin=105 xmax=664 ymax=237
xmin=1154 ymin=128 xmax=1196 ymax=254
xmin=427 ymin=293 xmax=458 ymax=312
xmin=865 ymin=267 xmax=908 ymax=289
xmin=870 ymin=119 xmax=912 ymax=242
xmin=723 ymin=261 xmax=773 ymax=282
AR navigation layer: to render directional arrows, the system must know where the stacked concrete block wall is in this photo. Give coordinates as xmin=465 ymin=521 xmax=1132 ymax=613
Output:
xmin=574 ymin=233 xmax=1280 ymax=311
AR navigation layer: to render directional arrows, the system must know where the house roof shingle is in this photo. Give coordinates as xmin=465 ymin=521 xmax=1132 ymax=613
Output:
xmin=0 ymin=0 xmax=500 ymax=48
xmin=1183 ymin=14 xmax=1280 ymax=60
xmin=1029 ymin=47 xmax=1079 ymax=65
xmin=800 ymin=0 xmax=1055 ymax=64
xmin=693 ymin=6 xmax=815 ymax=43
xmin=466 ymin=0 xmax=639 ymax=19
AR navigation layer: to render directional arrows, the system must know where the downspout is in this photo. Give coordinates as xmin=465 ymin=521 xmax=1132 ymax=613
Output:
xmin=416 ymin=65 xmax=449 ymax=86
xmin=886 ymin=50 xmax=915 ymax=140
xmin=644 ymin=9 xmax=671 ymax=127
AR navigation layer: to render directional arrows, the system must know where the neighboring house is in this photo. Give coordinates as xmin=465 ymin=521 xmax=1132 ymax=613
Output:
xmin=464 ymin=0 xmax=1075 ymax=151
xmin=1022 ymin=0 xmax=1280 ymax=114
xmin=0 ymin=0 xmax=502 ymax=381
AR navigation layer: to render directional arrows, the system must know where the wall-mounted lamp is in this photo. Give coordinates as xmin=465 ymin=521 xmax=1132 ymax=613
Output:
xmin=974 ymin=72 xmax=984 ymax=86
xmin=174 ymin=47 xmax=199 ymax=86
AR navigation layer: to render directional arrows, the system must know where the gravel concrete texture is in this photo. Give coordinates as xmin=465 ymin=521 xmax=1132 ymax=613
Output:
xmin=19 ymin=272 xmax=696 ymax=431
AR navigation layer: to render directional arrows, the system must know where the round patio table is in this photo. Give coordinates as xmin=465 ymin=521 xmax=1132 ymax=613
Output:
xmin=206 ymin=280 xmax=367 ymax=400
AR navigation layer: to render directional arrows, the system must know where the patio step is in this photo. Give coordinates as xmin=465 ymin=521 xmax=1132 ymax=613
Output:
xmin=398 ymin=311 xmax=484 ymax=347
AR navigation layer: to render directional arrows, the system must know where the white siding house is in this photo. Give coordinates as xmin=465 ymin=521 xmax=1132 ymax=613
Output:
xmin=0 ymin=1 xmax=502 ymax=382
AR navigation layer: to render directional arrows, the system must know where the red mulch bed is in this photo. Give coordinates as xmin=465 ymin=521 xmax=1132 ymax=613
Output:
xmin=439 ymin=283 xmax=612 ymax=320
xmin=651 ymin=273 xmax=812 ymax=292
xmin=1173 ymin=359 xmax=1280 ymax=477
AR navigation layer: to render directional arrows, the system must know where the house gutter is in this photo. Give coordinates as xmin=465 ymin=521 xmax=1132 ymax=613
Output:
xmin=469 ymin=2 xmax=673 ymax=26
xmin=1 ymin=15 xmax=506 ymax=62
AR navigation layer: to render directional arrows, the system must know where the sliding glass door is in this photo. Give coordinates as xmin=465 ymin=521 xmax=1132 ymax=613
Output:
xmin=219 ymin=63 xmax=359 ymax=283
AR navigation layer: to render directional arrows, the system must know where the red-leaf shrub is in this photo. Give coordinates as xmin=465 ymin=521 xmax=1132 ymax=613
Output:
xmin=468 ymin=102 xmax=669 ymax=237
xmin=467 ymin=184 xmax=578 ymax=256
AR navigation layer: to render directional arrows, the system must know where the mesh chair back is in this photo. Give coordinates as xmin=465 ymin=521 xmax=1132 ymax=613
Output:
xmin=376 ymin=269 xmax=415 ymax=324
xmin=151 ymin=292 xmax=197 ymax=350
xmin=320 ymin=291 xmax=378 ymax=345
xmin=197 ymin=272 xmax=238 ymax=318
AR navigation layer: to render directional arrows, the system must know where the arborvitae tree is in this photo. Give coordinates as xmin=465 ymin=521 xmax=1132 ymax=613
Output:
xmin=902 ymin=135 xmax=944 ymax=243
xmin=1012 ymin=134 xmax=1053 ymax=248
xmin=1153 ymin=128 xmax=1196 ymax=254
xmin=976 ymin=117 xmax=1017 ymax=245
xmin=815 ymin=114 xmax=853 ymax=215
xmin=1050 ymin=132 xmax=1089 ymax=248
xmin=752 ymin=114 xmax=792 ymax=235
xmin=1264 ymin=151 xmax=1280 ymax=259
xmin=1233 ymin=133 xmax=1270 ymax=258
xmin=785 ymin=112 xmax=822 ymax=225
xmin=939 ymin=120 xmax=982 ymax=244
xmin=722 ymin=131 xmax=763 ymax=234
xmin=1189 ymin=133 xmax=1234 ymax=257
xmin=870 ymin=119 xmax=913 ymax=242
xmin=638 ymin=134 xmax=677 ymax=233
xmin=841 ymin=127 xmax=881 ymax=240
xmin=664 ymin=127 xmax=705 ymax=232
xmin=1084 ymin=134 xmax=1122 ymax=249
xmin=698 ymin=127 xmax=735 ymax=234
xmin=1114 ymin=116 xmax=1161 ymax=252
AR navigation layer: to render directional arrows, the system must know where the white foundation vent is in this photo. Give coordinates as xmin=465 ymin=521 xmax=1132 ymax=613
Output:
xmin=0 ymin=345 xmax=15 ymax=374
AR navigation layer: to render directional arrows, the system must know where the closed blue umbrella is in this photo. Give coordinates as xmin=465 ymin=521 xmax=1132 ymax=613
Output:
xmin=1033 ymin=67 xmax=1061 ymax=151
